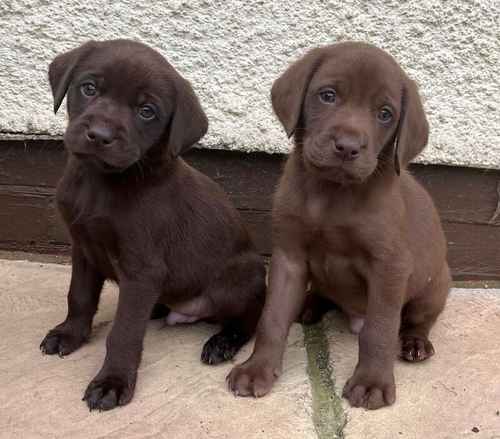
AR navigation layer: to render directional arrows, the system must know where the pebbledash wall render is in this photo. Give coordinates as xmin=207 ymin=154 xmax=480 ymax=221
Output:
xmin=1 ymin=0 xmax=499 ymax=168
xmin=0 ymin=1 xmax=499 ymax=279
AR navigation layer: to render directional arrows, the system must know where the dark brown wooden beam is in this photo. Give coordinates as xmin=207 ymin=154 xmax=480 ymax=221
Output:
xmin=0 ymin=139 xmax=499 ymax=280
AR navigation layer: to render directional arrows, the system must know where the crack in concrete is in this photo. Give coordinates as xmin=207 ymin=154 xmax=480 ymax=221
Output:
xmin=303 ymin=322 xmax=347 ymax=439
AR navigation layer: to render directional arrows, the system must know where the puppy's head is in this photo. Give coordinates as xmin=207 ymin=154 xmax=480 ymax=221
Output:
xmin=49 ymin=39 xmax=208 ymax=173
xmin=271 ymin=42 xmax=428 ymax=184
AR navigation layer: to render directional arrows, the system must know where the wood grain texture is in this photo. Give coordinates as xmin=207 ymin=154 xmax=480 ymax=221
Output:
xmin=0 ymin=140 xmax=499 ymax=280
xmin=413 ymin=165 xmax=500 ymax=226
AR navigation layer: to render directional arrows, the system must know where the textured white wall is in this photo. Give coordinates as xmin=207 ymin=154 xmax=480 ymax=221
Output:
xmin=0 ymin=0 xmax=498 ymax=168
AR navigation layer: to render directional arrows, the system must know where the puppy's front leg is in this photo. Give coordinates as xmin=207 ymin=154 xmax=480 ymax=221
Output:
xmin=40 ymin=246 xmax=104 ymax=356
xmin=342 ymin=260 xmax=408 ymax=410
xmin=227 ymin=248 xmax=308 ymax=397
xmin=83 ymin=279 xmax=160 ymax=411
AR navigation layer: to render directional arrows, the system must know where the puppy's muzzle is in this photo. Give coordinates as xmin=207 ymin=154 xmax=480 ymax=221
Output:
xmin=333 ymin=134 xmax=366 ymax=162
xmin=86 ymin=125 xmax=116 ymax=149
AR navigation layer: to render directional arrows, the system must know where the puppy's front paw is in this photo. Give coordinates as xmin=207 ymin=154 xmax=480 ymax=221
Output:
xmin=226 ymin=359 xmax=279 ymax=398
xmin=40 ymin=329 xmax=86 ymax=357
xmin=83 ymin=375 xmax=134 ymax=411
xmin=342 ymin=369 xmax=396 ymax=410
xmin=400 ymin=335 xmax=435 ymax=362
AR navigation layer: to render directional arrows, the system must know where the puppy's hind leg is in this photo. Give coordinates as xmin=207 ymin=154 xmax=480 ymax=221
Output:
xmin=201 ymin=253 xmax=266 ymax=365
xmin=400 ymin=264 xmax=451 ymax=362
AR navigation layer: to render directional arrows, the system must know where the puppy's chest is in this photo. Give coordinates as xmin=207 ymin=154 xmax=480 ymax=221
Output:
xmin=305 ymin=196 xmax=359 ymax=249
xmin=304 ymin=196 xmax=372 ymax=283
xmin=57 ymin=182 xmax=120 ymax=276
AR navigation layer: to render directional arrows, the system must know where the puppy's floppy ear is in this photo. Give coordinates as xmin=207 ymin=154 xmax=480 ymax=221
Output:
xmin=168 ymin=75 xmax=208 ymax=157
xmin=48 ymin=41 xmax=97 ymax=114
xmin=271 ymin=48 xmax=325 ymax=138
xmin=393 ymin=79 xmax=429 ymax=174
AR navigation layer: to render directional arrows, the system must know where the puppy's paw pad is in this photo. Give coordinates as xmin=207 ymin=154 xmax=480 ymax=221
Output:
xmin=342 ymin=374 xmax=395 ymax=409
xmin=400 ymin=336 xmax=435 ymax=362
xmin=201 ymin=334 xmax=239 ymax=365
xmin=226 ymin=362 xmax=278 ymax=398
xmin=40 ymin=330 xmax=85 ymax=357
xmin=83 ymin=376 xmax=132 ymax=412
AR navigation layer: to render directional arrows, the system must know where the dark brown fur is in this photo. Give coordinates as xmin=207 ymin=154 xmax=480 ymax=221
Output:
xmin=227 ymin=42 xmax=450 ymax=410
xmin=39 ymin=39 xmax=265 ymax=411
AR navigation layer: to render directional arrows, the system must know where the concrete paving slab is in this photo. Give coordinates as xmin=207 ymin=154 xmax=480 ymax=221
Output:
xmin=324 ymin=289 xmax=500 ymax=439
xmin=0 ymin=259 xmax=315 ymax=439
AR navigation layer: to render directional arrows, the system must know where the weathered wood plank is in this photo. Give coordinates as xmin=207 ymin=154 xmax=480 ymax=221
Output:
xmin=1 ymin=140 xmax=499 ymax=280
xmin=0 ymin=184 xmax=269 ymax=256
xmin=412 ymin=165 xmax=500 ymax=226
xmin=0 ymin=140 xmax=66 ymax=187
xmin=1 ymin=140 xmax=499 ymax=225
xmin=444 ymin=221 xmax=500 ymax=280
xmin=0 ymin=240 xmax=71 ymax=255
xmin=0 ymin=186 xmax=497 ymax=279
xmin=237 ymin=209 xmax=500 ymax=281
xmin=0 ymin=186 xmax=53 ymax=243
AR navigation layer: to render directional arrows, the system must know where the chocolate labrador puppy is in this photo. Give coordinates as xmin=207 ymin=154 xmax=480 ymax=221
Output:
xmin=39 ymin=39 xmax=265 ymax=411
xmin=227 ymin=42 xmax=450 ymax=410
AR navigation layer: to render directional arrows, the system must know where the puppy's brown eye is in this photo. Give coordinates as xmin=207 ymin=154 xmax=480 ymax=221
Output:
xmin=81 ymin=82 xmax=97 ymax=97
xmin=378 ymin=107 xmax=393 ymax=123
xmin=138 ymin=104 xmax=156 ymax=120
xmin=319 ymin=88 xmax=337 ymax=104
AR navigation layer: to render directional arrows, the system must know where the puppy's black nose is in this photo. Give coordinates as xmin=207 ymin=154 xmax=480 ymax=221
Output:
xmin=333 ymin=137 xmax=363 ymax=161
xmin=86 ymin=126 xmax=115 ymax=147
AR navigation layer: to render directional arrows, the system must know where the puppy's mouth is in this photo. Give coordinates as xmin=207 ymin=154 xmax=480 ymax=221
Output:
xmin=64 ymin=124 xmax=141 ymax=173
xmin=68 ymin=138 xmax=140 ymax=173
xmin=303 ymin=154 xmax=371 ymax=185
xmin=308 ymin=161 xmax=364 ymax=184
xmin=72 ymin=151 xmax=131 ymax=173
xmin=302 ymin=142 xmax=376 ymax=185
